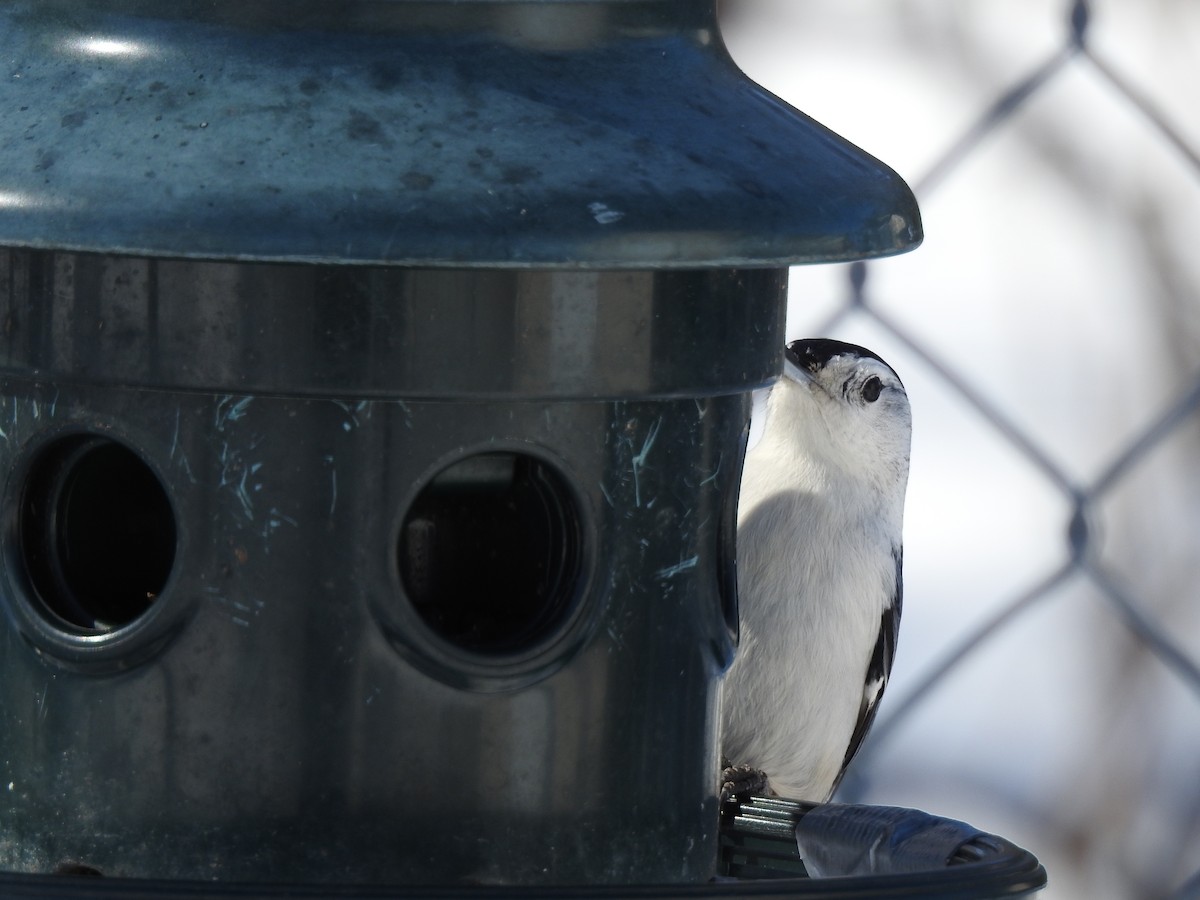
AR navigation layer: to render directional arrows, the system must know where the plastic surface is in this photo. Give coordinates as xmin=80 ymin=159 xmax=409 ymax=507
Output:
xmin=0 ymin=798 xmax=1049 ymax=897
xmin=0 ymin=255 xmax=775 ymax=883
xmin=0 ymin=0 xmax=921 ymax=267
xmin=720 ymin=797 xmax=1048 ymax=897
xmin=794 ymin=804 xmax=985 ymax=877
xmin=0 ymin=254 xmax=787 ymax=398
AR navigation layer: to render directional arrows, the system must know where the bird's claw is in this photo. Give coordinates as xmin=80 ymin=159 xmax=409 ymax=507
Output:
xmin=720 ymin=760 xmax=770 ymax=801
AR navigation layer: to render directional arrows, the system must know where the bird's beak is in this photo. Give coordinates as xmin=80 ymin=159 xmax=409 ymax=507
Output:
xmin=781 ymin=346 xmax=829 ymax=400
xmin=782 ymin=355 xmax=814 ymax=385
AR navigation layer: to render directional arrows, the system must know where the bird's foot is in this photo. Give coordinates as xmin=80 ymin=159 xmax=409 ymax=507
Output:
xmin=720 ymin=758 xmax=771 ymax=801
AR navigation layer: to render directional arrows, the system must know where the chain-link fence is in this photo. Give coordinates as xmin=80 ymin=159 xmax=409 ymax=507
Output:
xmin=725 ymin=2 xmax=1200 ymax=898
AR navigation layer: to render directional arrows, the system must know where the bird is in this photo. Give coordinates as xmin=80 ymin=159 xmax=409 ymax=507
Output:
xmin=721 ymin=338 xmax=911 ymax=802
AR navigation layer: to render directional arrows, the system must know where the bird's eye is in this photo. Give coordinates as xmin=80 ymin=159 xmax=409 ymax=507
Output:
xmin=861 ymin=376 xmax=883 ymax=403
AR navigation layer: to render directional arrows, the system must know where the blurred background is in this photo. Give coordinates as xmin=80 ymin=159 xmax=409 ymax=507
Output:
xmin=719 ymin=1 xmax=1200 ymax=898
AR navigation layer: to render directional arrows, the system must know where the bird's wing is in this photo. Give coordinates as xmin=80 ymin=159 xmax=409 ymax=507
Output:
xmin=833 ymin=545 xmax=903 ymax=791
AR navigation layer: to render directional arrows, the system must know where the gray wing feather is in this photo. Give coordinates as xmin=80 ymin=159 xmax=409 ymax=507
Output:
xmin=832 ymin=545 xmax=903 ymax=791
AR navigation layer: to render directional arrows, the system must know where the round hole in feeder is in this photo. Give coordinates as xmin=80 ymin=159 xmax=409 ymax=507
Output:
xmin=18 ymin=435 xmax=177 ymax=634
xmin=398 ymin=451 xmax=584 ymax=657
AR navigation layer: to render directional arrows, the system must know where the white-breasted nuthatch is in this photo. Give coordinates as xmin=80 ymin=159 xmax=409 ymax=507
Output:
xmin=721 ymin=338 xmax=911 ymax=802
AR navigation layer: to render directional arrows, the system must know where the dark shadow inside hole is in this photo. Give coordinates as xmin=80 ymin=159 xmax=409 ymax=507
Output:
xmin=399 ymin=453 xmax=582 ymax=655
xmin=21 ymin=437 xmax=177 ymax=632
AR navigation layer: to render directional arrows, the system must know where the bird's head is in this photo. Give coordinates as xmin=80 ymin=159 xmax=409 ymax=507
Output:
xmin=776 ymin=338 xmax=912 ymax=501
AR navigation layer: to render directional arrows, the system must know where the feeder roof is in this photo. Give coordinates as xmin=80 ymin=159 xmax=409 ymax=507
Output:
xmin=0 ymin=1 xmax=922 ymax=268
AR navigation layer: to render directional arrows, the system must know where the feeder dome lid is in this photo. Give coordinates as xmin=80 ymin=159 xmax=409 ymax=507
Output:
xmin=0 ymin=0 xmax=922 ymax=268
